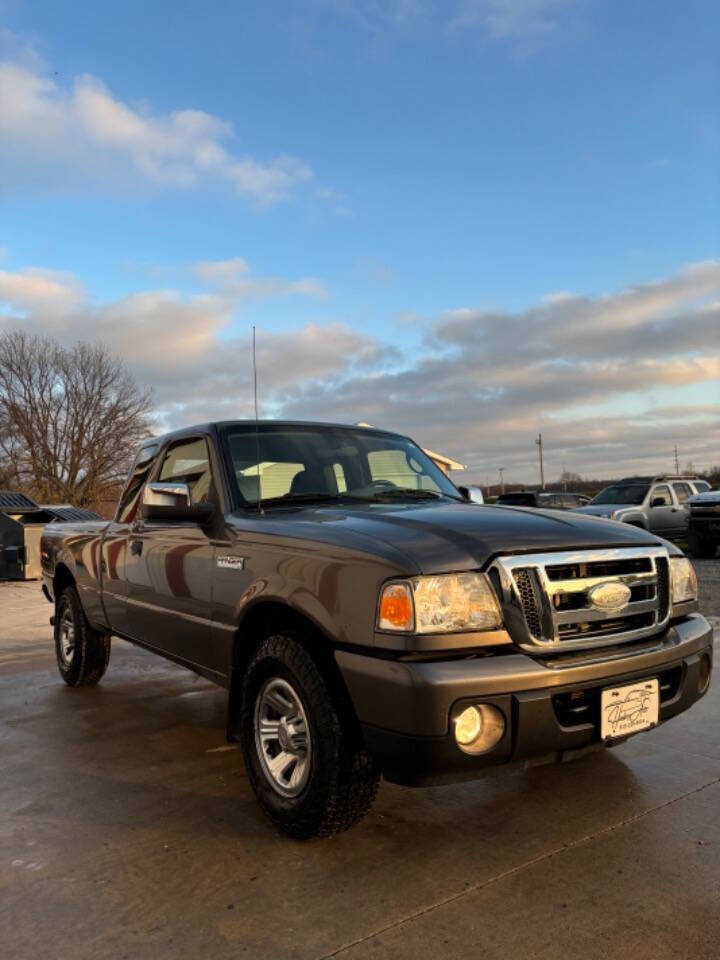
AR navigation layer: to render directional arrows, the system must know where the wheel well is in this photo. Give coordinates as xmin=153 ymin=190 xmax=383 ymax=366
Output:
xmin=53 ymin=564 xmax=76 ymax=599
xmin=625 ymin=520 xmax=646 ymax=529
xmin=227 ymin=601 xmax=358 ymax=741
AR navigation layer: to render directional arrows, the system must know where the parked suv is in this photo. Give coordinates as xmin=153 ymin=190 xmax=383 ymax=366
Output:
xmin=575 ymin=476 xmax=710 ymax=539
xmin=496 ymin=491 xmax=590 ymax=509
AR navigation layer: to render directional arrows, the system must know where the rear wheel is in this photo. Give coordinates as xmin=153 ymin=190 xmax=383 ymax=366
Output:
xmin=687 ymin=531 xmax=718 ymax=559
xmin=54 ymin=586 xmax=111 ymax=686
xmin=239 ymin=633 xmax=379 ymax=839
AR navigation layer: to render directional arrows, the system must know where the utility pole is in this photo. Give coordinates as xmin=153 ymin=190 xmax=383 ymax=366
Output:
xmin=561 ymin=462 xmax=567 ymax=492
xmin=535 ymin=433 xmax=545 ymax=490
xmin=499 ymin=467 xmax=505 ymax=495
xmin=673 ymin=445 xmax=680 ymax=475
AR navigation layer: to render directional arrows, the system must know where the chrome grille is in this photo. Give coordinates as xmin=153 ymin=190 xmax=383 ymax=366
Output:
xmin=512 ymin=569 xmax=542 ymax=638
xmin=492 ymin=547 xmax=672 ymax=653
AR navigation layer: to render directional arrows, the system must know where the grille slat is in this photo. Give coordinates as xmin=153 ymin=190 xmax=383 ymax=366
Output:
xmin=493 ymin=547 xmax=671 ymax=654
xmin=512 ymin=568 xmax=542 ymax=639
xmin=656 ymin=557 xmax=669 ymax=622
xmin=554 ymin=597 xmax=657 ymax=624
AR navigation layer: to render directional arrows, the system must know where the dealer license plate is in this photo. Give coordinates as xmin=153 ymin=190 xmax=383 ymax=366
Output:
xmin=601 ymin=678 xmax=659 ymax=740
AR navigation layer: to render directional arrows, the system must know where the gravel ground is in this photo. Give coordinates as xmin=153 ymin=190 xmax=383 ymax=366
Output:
xmin=692 ymin=557 xmax=720 ymax=619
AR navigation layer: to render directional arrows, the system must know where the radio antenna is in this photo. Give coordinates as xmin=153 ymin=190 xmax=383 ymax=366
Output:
xmin=252 ymin=325 xmax=264 ymax=515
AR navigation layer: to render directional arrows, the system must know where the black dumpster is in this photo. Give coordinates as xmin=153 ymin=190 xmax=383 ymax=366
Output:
xmin=0 ymin=492 xmax=55 ymax=580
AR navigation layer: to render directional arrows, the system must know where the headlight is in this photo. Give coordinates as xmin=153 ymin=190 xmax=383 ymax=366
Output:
xmin=378 ymin=573 xmax=503 ymax=633
xmin=670 ymin=556 xmax=697 ymax=604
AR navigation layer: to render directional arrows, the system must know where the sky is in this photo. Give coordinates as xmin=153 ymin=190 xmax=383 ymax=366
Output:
xmin=0 ymin=0 xmax=718 ymax=484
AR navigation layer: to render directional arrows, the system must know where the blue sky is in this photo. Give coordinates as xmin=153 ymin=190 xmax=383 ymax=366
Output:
xmin=0 ymin=0 xmax=718 ymax=481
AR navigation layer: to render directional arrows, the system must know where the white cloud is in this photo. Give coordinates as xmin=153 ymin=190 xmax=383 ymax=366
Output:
xmin=450 ymin=0 xmax=576 ymax=41
xmin=324 ymin=0 xmax=580 ymax=51
xmin=192 ymin=257 xmax=328 ymax=299
xmin=0 ymin=58 xmax=313 ymax=204
xmin=0 ymin=258 xmax=717 ymax=478
xmin=0 ymin=267 xmax=84 ymax=315
xmin=192 ymin=258 xmax=251 ymax=284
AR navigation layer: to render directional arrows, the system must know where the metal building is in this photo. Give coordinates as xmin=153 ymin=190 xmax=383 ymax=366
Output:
xmin=0 ymin=492 xmax=100 ymax=581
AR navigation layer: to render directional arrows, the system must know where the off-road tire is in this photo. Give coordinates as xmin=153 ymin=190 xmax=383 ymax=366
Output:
xmin=687 ymin=531 xmax=717 ymax=560
xmin=55 ymin=586 xmax=111 ymax=686
xmin=239 ymin=634 xmax=379 ymax=839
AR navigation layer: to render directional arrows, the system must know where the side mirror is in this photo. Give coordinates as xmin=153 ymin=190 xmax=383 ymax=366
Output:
xmin=458 ymin=484 xmax=485 ymax=504
xmin=650 ymin=497 xmax=665 ymax=508
xmin=141 ymin=482 xmax=215 ymax=523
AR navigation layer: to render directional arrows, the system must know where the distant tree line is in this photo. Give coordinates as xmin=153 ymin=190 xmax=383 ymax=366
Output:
xmin=0 ymin=330 xmax=153 ymax=510
xmin=479 ymin=464 xmax=719 ymax=499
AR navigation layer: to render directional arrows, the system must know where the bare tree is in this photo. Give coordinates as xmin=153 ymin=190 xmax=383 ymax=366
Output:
xmin=559 ymin=470 xmax=582 ymax=484
xmin=0 ymin=331 xmax=153 ymax=506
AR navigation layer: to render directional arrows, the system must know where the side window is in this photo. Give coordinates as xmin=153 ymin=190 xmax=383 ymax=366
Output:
xmin=672 ymin=483 xmax=691 ymax=503
xmin=158 ymin=438 xmax=215 ymax=504
xmin=116 ymin=444 xmax=159 ymax=523
xmin=694 ymin=481 xmax=710 ymax=493
xmin=651 ymin=485 xmax=672 ymax=506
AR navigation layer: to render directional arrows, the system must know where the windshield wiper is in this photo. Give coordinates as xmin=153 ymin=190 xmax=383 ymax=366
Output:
xmin=366 ymin=488 xmax=456 ymax=502
xmin=260 ymin=492 xmax=372 ymax=508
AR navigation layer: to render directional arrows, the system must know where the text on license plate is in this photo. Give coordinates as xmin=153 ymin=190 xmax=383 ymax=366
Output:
xmin=600 ymin=678 xmax=659 ymax=740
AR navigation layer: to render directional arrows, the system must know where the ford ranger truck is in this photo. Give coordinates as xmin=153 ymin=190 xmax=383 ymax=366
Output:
xmin=40 ymin=421 xmax=713 ymax=838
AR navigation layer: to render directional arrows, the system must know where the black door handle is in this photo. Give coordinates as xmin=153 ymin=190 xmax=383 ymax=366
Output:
xmin=130 ymin=539 xmax=143 ymax=556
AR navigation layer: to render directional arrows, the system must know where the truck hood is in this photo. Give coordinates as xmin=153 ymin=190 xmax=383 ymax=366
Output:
xmin=236 ymin=501 xmax=663 ymax=575
xmin=574 ymin=504 xmax=637 ymax=517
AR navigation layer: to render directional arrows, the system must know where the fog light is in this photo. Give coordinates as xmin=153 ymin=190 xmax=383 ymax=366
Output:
xmin=455 ymin=706 xmax=482 ymax=745
xmin=698 ymin=653 xmax=712 ymax=695
xmin=453 ymin=703 xmax=505 ymax=755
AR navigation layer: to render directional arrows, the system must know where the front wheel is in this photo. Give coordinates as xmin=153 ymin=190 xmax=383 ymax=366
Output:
xmin=239 ymin=634 xmax=379 ymax=839
xmin=54 ymin=586 xmax=111 ymax=686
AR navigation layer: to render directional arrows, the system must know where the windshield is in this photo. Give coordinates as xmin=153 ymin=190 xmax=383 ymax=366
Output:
xmin=591 ymin=484 xmax=649 ymax=505
xmin=223 ymin=425 xmax=462 ymax=506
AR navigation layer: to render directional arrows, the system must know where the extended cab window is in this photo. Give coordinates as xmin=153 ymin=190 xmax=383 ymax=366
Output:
xmin=158 ymin=438 xmax=215 ymax=504
xmin=116 ymin=444 xmax=159 ymax=523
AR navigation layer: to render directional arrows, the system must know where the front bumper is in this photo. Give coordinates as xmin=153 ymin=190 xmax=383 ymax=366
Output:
xmin=336 ymin=614 xmax=714 ymax=786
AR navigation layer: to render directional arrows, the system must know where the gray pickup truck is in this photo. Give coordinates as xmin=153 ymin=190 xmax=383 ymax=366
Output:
xmin=41 ymin=421 xmax=713 ymax=837
xmin=575 ymin=475 xmax=711 ymax=539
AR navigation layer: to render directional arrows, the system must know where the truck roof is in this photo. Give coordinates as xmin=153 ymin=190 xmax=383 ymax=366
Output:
xmin=618 ymin=475 xmax=700 ymax=483
xmin=142 ymin=419 xmax=410 ymax=447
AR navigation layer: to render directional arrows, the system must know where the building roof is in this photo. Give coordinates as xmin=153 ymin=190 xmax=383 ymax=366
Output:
xmin=422 ymin=447 xmax=466 ymax=471
xmin=0 ymin=491 xmax=39 ymax=513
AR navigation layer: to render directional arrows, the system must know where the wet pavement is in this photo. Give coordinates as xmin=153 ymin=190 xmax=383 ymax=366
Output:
xmin=1 ymin=568 xmax=719 ymax=960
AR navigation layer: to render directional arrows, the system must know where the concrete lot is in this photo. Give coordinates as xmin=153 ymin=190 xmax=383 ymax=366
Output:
xmin=1 ymin=564 xmax=719 ymax=960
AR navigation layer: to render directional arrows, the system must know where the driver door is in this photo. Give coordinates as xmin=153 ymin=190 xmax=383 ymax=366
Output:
xmin=125 ymin=436 xmax=216 ymax=669
xmin=646 ymin=484 xmax=678 ymax=537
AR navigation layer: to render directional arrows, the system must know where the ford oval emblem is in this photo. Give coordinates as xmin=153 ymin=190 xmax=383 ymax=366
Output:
xmin=588 ymin=581 xmax=632 ymax=614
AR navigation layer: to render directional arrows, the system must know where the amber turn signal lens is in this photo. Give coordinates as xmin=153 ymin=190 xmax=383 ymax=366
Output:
xmin=378 ymin=582 xmax=414 ymax=631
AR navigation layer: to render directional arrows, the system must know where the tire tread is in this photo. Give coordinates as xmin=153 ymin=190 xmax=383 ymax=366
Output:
xmin=241 ymin=634 xmax=379 ymax=839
